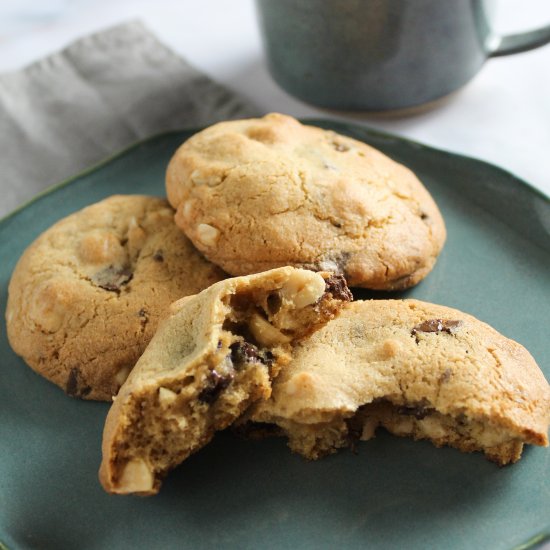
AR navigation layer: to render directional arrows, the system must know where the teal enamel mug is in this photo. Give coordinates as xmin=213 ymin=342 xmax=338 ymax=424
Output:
xmin=256 ymin=0 xmax=550 ymax=111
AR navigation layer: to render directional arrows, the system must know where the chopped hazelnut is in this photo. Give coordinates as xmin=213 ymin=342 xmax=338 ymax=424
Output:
xmin=280 ymin=271 xmax=325 ymax=309
xmin=191 ymin=169 xmax=222 ymax=187
xmin=115 ymin=366 xmax=131 ymax=386
xmin=249 ymin=313 xmax=291 ymax=346
xmin=117 ymin=458 xmax=153 ymax=493
xmin=158 ymin=387 xmax=177 ymax=406
xmin=196 ymin=223 xmax=220 ymax=247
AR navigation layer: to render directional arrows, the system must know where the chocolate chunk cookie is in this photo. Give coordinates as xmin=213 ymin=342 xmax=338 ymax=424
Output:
xmin=166 ymin=113 xmax=446 ymax=290
xmin=99 ymin=267 xmax=351 ymax=495
xmin=6 ymin=195 xmax=226 ymax=401
xmin=247 ymin=300 xmax=550 ymax=465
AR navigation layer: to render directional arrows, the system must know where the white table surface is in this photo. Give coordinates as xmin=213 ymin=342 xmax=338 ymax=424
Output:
xmin=0 ymin=0 xmax=549 ymax=200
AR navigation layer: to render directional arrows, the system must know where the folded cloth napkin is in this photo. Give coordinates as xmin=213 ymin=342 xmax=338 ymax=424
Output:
xmin=0 ymin=20 xmax=258 ymax=217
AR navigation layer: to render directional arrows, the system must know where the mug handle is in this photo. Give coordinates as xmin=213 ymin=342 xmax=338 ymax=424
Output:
xmin=488 ymin=23 xmax=550 ymax=57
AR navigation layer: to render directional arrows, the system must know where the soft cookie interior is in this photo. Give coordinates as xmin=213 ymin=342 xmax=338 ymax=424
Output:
xmin=259 ymin=398 xmax=531 ymax=465
xmin=99 ymin=268 xmax=351 ymax=495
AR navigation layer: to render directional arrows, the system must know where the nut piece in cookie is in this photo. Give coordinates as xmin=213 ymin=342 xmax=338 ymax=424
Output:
xmin=99 ymin=267 xmax=351 ymax=495
xmin=166 ymin=113 xmax=446 ymax=290
xmin=247 ymin=299 xmax=550 ymax=465
xmin=5 ymin=195 xmax=226 ymax=401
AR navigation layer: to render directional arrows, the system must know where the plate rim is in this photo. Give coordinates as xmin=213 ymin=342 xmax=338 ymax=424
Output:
xmin=1 ymin=120 xmax=549 ymax=550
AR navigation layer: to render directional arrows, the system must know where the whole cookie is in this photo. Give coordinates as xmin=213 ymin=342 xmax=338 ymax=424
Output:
xmin=6 ymin=195 xmax=226 ymax=401
xmin=247 ymin=300 xmax=550 ymax=465
xmin=99 ymin=267 xmax=351 ymax=495
xmin=166 ymin=113 xmax=446 ymax=289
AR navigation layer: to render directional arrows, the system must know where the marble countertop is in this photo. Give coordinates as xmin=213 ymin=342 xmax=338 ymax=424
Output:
xmin=0 ymin=0 xmax=549 ymax=198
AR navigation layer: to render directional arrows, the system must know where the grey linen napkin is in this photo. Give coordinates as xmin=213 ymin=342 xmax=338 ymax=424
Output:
xmin=0 ymin=20 xmax=258 ymax=217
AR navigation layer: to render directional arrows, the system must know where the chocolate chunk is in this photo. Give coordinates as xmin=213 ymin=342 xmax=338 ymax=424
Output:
xmin=420 ymin=212 xmax=429 ymax=220
xmin=230 ymin=341 xmax=276 ymax=371
xmin=138 ymin=308 xmax=147 ymax=317
xmin=411 ymin=319 xmax=462 ymax=337
xmin=267 ymin=292 xmax=282 ymax=315
xmin=65 ymin=367 xmax=91 ymax=398
xmin=397 ymin=402 xmax=433 ymax=420
xmin=230 ymin=341 xmax=260 ymax=368
xmin=91 ymin=265 xmax=133 ymax=292
xmin=261 ymin=350 xmax=275 ymax=368
xmin=66 ymin=368 xmax=79 ymax=396
xmin=324 ymin=274 xmax=353 ymax=302
xmin=198 ymin=369 xmax=234 ymax=404
xmin=153 ymin=250 xmax=164 ymax=262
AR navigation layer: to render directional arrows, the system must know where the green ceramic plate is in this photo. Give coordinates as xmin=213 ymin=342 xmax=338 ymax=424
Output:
xmin=1 ymin=121 xmax=549 ymax=550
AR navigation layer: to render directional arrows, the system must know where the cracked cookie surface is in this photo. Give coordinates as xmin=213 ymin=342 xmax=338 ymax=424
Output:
xmin=99 ymin=267 xmax=351 ymax=495
xmin=247 ymin=300 xmax=550 ymax=465
xmin=166 ymin=113 xmax=446 ymax=289
xmin=6 ymin=195 xmax=226 ymax=401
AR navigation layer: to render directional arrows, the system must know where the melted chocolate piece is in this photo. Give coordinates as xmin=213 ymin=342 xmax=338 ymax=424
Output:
xmin=324 ymin=274 xmax=353 ymax=302
xmin=230 ymin=341 xmax=261 ymax=369
xmin=153 ymin=250 xmax=164 ymax=262
xmin=229 ymin=341 xmax=275 ymax=372
xmin=66 ymin=368 xmax=78 ymax=396
xmin=91 ymin=265 xmax=133 ymax=292
xmin=261 ymin=350 xmax=275 ymax=367
xmin=198 ymin=369 xmax=234 ymax=404
xmin=266 ymin=292 xmax=282 ymax=315
xmin=411 ymin=319 xmax=462 ymax=336
xmin=65 ymin=367 xmax=91 ymax=398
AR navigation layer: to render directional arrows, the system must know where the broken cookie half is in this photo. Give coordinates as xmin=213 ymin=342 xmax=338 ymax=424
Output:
xmin=246 ymin=300 xmax=550 ymax=465
xmin=99 ymin=267 xmax=352 ymax=495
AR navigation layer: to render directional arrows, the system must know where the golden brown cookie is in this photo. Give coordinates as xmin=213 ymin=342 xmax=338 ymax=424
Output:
xmin=166 ymin=113 xmax=446 ymax=290
xmin=247 ymin=300 xmax=550 ymax=465
xmin=6 ymin=195 xmax=226 ymax=401
xmin=99 ymin=267 xmax=352 ymax=495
